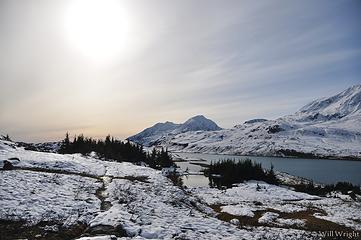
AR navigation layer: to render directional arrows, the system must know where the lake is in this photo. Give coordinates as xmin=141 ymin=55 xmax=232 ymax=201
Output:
xmin=173 ymin=152 xmax=361 ymax=187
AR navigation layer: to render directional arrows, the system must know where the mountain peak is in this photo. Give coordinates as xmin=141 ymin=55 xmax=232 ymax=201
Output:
xmin=347 ymin=84 xmax=361 ymax=92
xmin=128 ymin=115 xmax=222 ymax=146
xmin=184 ymin=115 xmax=207 ymax=123
xmin=181 ymin=115 xmax=222 ymax=132
xmin=297 ymin=85 xmax=361 ymax=121
xmin=191 ymin=114 xmax=206 ymax=119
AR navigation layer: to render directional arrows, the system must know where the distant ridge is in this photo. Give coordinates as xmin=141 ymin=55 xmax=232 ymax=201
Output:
xmin=129 ymin=85 xmax=361 ymax=160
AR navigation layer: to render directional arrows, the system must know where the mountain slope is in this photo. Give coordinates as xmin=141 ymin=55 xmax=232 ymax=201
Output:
xmin=128 ymin=115 xmax=222 ymax=146
xmin=298 ymin=85 xmax=361 ymax=117
xmin=138 ymin=85 xmax=361 ymax=159
xmin=127 ymin=121 xmax=180 ymax=146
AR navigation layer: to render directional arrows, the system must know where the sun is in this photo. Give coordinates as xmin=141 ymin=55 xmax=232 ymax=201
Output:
xmin=64 ymin=0 xmax=132 ymax=63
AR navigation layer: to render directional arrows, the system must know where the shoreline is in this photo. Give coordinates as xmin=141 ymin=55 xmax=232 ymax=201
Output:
xmin=170 ymin=150 xmax=361 ymax=162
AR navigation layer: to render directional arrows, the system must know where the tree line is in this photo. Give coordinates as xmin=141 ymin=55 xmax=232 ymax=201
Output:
xmin=59 ymin=133 xmax=174 ymax=169
xmin=204 ymin=158 xmax=360 ymax=198
xmin=292 ymin=181 xmax=361 ymax=199
xmin=204 ymin=159 xmax=278 ymax=188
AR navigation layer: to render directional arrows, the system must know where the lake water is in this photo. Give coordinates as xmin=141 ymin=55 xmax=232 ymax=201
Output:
xmin=173 ymin=152 xmax=361 ymax=187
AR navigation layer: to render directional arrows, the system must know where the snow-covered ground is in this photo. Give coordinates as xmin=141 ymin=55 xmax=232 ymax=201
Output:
xmin=192 ymin=181 xmax=361 ymax=231
xmin=1 ymin=140 xmax=360 ymax=239
xmin=130 ymin=85 xmax=361 ymax=159
xmin=0 ymin=170 xmax=101 ymax=226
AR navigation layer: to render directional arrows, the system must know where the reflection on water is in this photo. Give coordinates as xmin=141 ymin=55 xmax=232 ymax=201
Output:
xmin=173 ymin=152 xmax=361 ymax=187
xmin=176 ymin=161 xmax=205 ymax=173
xmin=182 ymin=175 xmax=209 ymax=188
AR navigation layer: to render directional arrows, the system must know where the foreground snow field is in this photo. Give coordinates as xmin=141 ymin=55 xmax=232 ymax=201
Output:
xmin=0 ymin=170 xmax=101 ymax=226
xmin=0 ymin=140 xmax=360 ymax=239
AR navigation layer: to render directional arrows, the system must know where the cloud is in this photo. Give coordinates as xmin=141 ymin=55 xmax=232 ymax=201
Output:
xmin=0 ymin=0 xmax=360 ymax=141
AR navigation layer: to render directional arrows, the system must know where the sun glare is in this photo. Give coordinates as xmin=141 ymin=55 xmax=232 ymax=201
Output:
xmin=64 ymin=0 xmax=132 ymax=63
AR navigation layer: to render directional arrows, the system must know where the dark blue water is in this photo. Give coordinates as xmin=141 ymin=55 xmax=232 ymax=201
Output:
xmin=174 ymin=152 xmax=361 ymax=185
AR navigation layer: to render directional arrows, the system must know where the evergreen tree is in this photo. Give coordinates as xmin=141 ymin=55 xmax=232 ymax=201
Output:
xmin=205 ymin=159 xmax=279 ymax=188
xmin=1 ymin=134 xmax=11 ymax=141
xmin=58 ymin=133 xmax=173 ymax=169
xmin=59 ymin=132 xmax=70 ymax=153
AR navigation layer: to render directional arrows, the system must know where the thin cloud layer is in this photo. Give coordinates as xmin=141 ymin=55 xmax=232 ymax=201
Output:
xmin=0 ymin=0 xmax=360 ymax=142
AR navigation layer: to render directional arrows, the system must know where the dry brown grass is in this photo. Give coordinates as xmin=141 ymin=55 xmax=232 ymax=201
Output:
xmin=211 ymin=204 xmax=357 ymax=233
xmin=0 ymin=220 xmax=87 ymax=240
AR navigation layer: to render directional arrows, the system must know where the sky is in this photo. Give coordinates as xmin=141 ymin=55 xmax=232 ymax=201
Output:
xmin=0 ymin=0 xmax=360 ymax=142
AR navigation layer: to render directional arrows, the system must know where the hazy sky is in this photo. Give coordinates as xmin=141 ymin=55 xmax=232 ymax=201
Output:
xmin=0 ymin=0 xmax=360 ymax=142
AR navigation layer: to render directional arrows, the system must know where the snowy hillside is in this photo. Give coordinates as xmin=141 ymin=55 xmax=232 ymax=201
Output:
xmin=128 ymin=115 xmax=222 ymax=146
xmin=131 ymin=85 xmax=361 ymax=159
xmin=1 ymin=140 xmax=361 ymax=240
xmin=296 ymin=85 xmax=361 ymax=120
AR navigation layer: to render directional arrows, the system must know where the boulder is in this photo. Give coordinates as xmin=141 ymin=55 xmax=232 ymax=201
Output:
xmin=3 ymin=160 xmax=14 ymax=170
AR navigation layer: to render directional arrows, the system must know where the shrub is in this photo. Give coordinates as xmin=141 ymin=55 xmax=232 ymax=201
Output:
xmin=166 ymin=168 xmax=183 ymax=188
xmin=292 ymin=181 xmax=361 ymax=198
xmin=1 ymin=134 xmax=11 ymax=141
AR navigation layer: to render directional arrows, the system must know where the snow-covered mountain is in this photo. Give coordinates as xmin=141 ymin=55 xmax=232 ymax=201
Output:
xmin=179 ymin=115 xmax=222 ymax=132
xmin=287 ymin=84 xmax=361 ymax=125
xmin=131 ymin=85 xmax=361 ymax=159
xmin=128 ymin=115 xmax=222 ymax=146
